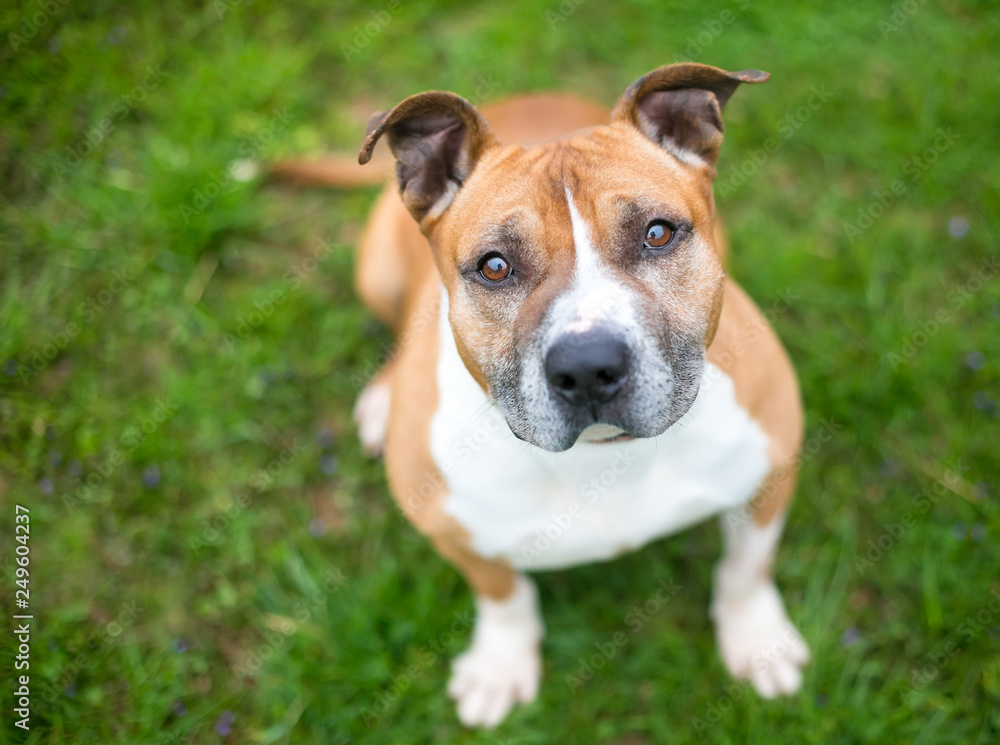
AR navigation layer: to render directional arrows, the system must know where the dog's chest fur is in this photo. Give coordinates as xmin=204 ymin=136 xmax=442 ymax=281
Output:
xmin=429 ymin=293 xmax=772 ymax=571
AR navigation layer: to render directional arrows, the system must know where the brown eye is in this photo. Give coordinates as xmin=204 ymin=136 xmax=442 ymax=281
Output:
xmin=479 ymin=253 xmax=512 ymax=282
xmin=644 ymin=221 xmax=674 ymax=249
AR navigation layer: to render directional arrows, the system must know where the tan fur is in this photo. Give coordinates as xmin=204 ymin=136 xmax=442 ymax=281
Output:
xmin=267 ymin=151 xmax=394 ymax=188
xmin=355 ymin=187 xmax=432 ymax=331
xmin=381 ymin=271 xmax=515 ymax=599
xmin=706 ymin=282 xmax=803 ymax=525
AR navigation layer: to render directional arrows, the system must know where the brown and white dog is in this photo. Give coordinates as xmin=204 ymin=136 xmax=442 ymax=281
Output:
xmin=280 ymin=62 xmax=809 ymax=727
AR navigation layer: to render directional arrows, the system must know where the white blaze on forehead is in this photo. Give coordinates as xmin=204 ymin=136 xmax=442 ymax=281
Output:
xmin=565 ymin=187 xmax=602 ymax=280
xmin=558 ymin=188 xmax=631 ymax=336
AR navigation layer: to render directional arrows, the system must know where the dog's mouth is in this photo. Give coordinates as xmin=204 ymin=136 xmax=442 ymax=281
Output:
xmin=493 ymin=340 xmax=705 ymax=452
xmin=577 ymin=424 xmax=635 ymax=444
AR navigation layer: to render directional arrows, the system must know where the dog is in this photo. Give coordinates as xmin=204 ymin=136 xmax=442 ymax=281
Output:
xmin=277 ymin=62 xmax=809 ymax=728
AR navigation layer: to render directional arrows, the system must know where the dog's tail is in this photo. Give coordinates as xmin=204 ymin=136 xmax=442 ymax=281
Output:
xmin=267 ymin=147 xmax=394 ymax=188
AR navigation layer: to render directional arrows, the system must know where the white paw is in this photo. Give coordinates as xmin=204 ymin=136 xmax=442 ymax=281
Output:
xmin=447 ymin=639 xmax=541 ymax=728
xmin=447 ymin=576 xmax=544 ymax=728
xmin=711 ymin=582 xmax=810 ymax=698
xmin=353 ymin=380 xmax=391 ymax=457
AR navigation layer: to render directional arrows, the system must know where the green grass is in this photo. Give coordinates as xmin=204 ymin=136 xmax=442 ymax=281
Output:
xmin=1 ymin=0 xmax=999 ymax=742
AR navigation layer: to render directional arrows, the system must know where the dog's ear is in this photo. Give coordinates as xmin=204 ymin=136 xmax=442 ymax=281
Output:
xmin=612 ymin=63 xmax=768 ymax=171
xmin=359 ymin=91 xmax=498 ymax=225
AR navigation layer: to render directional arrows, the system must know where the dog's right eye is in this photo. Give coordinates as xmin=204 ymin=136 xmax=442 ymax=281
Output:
xmin=478 ymin=253 xmax=512 ymax=282
xmin=644 ymin=221 xmax=674 ymax=249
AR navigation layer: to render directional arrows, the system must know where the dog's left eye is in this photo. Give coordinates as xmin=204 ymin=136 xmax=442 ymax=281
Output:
xmin=644 ymin=221 xmax=674 ymax=249
xmin=478 ymin=252 xmax=513 ymax=282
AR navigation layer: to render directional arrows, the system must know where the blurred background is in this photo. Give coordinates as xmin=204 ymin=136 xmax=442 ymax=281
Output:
xmin=1 ymin=1 xmax=998 ymax=742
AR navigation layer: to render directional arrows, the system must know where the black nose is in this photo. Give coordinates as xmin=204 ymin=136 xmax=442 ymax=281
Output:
xmin=544 ymin=331 xmax=630 ymax=406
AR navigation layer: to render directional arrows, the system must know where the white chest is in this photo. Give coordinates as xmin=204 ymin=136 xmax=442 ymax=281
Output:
xmin=429 ymin=306 xmax=772 ymax=572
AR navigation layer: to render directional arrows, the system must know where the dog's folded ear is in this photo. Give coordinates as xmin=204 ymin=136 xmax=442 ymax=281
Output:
xmin=359 ymin=92 xmax=498 ymax=225
xmin=612 ymin=63 xmax=768 ymax=172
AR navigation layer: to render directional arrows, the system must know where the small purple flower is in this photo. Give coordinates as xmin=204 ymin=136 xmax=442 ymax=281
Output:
xmin=215 ymin=711 xmax=235 ymax=736
xmin=973 ymin=391 xmax=995 ymax=414
xmin=315 ymin=427 xmax=337 ymax=449
xmin=172 ymin=699 xmax=188 ymax=716
xmin=142 ymin=465 xmax=161 ymax=489
xmin=319 ymin=454 xmax=339 ymax=476
xmin=309 ymin=518 xmax=327 ymax=537
xmin=841 ymin=626 xmax=861 ymax=646
xmin=67 ymin=459 xmax=83 ymax=476
xmin=64 ymin=682 xmax=77 ymax=698
xmin=3 ymin=359 xmax=17 ymax=376
xmin=172 ymin=637 xmax=189 ymax=654
xmin=879 ymin=458 xmax=902 ymax=478
xmin=948 ymin=216 xmax=969 ymax=238
xmin=39 ymin=477 xmax=54 ymax=495
xmin=966 ymin=351 xmax=986 ymax=370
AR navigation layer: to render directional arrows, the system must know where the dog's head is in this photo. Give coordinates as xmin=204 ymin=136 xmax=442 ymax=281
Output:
xmin=360 ymin=63 xmax=768 ymax=452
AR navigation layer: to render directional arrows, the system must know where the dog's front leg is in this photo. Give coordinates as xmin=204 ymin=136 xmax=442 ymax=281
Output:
xmin=433 ymin=538 xmax=544 ymax=728
xmin=710 ymin=506 xmax=810 ymax=698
